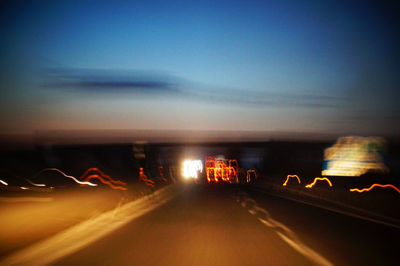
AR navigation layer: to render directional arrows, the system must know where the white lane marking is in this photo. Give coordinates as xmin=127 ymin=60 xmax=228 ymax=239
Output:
xmin=258 ymin=217 xmax=274 ymax=228
xmin=268 ymin=218 xmax=293 ymax=235
xmin=243 ymin=198 xmax=257 ymax=205
xmin=239 ymin=193 xmax=333 ymax=266
xmin=276 ymin=232 xmax=333 ymax=266
xmin=252 ymin=206 xmax=270 ymax=217
xmin=254 ymin=187 xmax=400 ymax=229
xmin=0 ymin=197 xmax=53 ymax=203
xmin=248 ymin=209 xmax=257 ymax=215
xmin=1 ymin=185 xmax=176 ymax=266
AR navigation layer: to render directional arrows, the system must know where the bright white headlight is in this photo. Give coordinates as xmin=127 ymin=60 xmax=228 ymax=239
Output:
xmin=182 ymin=160 xmax=203 ymax=179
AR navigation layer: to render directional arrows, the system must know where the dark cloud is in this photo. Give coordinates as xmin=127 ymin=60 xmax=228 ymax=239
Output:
xmin=42 ymin=67 xmax=178 ymax=93
xmin=42 ymin=67 xmax=346 ymax=108
xmin=43 ymin=80 xmax=177 ymax=93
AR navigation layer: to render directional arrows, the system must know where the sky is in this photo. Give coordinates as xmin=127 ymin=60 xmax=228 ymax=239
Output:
xmin=0 ymin=0 xmax=399 ymax=138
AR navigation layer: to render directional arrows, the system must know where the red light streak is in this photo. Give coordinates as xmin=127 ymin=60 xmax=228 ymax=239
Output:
xmin=139 ymin=168 xmax=155 ymax=187
xmin=282 ymin=175 xmax=300 ymax=186
xmin=158 ymin=166 xmax=167 ymax=182
xmin=83 ymin=174 xmax=127 ymax=191
xmin=305 ymin=177 xmax=332 ymax=188
xmin=80 ymin=168 xmax=127 ymax=186
xmin=349 ymin=184 xmax=400 ymax=194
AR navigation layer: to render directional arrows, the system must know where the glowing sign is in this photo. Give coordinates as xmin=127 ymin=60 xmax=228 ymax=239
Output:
xmin=283 ymin=175 xmax=301 ymax=186
xmin=349 ymin=184 xmax=400 ymax=194
xmin=322 ymin=136 xmax=389 ymax=176
xmin=182 ymin=160 xmax=203 ymax=179
xmin=305 ymin=177 xmax=332 ymax=188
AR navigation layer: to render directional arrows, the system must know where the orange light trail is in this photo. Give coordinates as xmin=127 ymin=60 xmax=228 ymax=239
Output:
xmin=283 ymin=175 xmax=301 ymax=186
xmin=305 ymin=177 xmax=332 ymax=188
xmin=205 ymin=156 xmax=238 ymax=183
xmin=139 ymin=168 xmax=155 ymax=187
xmin=205 ymin=156 xmax=215 ymax=183
xmin=349 ymin=184 xmax=400 ymax=194
xmin=83 ymin=174 xmax=127 ymax=191
xmin=80 ymin=168 xmax=127 ymax=186
xmin=246 ymin=169 xmax=258 ymax=183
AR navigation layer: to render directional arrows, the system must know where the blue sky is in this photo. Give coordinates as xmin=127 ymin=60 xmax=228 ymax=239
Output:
xmin=0 ymin=0 xmax=399 ymax=137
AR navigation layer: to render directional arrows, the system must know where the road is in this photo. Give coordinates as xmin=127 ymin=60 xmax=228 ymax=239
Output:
xmin=48 ymin=184 xmax=399 ymax=266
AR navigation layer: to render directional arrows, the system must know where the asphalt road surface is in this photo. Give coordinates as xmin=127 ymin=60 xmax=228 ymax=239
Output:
xmin=54 ymin=184 xmax=398 ymax=266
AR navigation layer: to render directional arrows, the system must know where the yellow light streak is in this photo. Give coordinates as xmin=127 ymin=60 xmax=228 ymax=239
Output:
xmin=283 ymin=175 xmax=301 ymax=186
xmin=305 ymin=177 xmax=332 ymax=188
xmin=349 ymin=184 xmax=400 ymax=194
xmin=0 ymin=179 xmax=8 ymax=186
